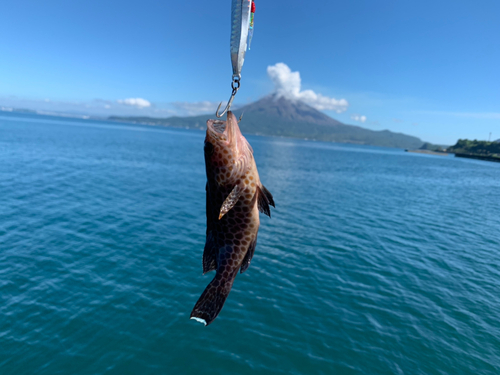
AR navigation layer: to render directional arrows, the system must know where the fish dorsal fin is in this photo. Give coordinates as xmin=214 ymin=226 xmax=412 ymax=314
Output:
xmin=203 ymin=231 xmax=218 ymax=274
xmin=219 ymin=185 xmax=243 ymax=220
xmin=260 ymin=185 xmax=275 ymax=208
xmin=203 ymin=182 xmax=218 ymax=273
xmin=257 ymin=185 xmax=275 ymax=217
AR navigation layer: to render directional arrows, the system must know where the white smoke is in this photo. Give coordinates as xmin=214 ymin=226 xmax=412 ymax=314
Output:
xmin=267 ymin=63 xmax=349 ymax=113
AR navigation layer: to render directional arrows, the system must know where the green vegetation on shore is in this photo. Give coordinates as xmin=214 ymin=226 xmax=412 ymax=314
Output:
xmin=447 ymin=139 xmax=500 ymax=158
xmin=418 ymin=142 xmax=445 ymax=152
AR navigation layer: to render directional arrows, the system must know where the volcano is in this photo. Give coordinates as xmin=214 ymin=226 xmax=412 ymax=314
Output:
xmin=110 ymin=95 xmax=424 ymax=149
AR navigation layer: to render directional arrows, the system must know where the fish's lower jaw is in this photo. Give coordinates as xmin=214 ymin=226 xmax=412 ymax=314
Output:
xmin=190 ymin=317 xmax=207 ymax=326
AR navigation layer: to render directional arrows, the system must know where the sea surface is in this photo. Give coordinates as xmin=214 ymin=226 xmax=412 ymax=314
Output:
xmin=1 ymin=112 xmax=499 ymax=375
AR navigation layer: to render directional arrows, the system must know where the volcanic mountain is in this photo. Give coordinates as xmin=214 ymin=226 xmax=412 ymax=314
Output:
xmin=110 ymin=95 xmax=424 ymax=149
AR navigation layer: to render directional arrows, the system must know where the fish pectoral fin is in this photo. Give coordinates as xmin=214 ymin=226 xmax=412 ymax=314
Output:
xmin=257 ymin=185 xmax=274 ymax=217
xmin=240 ymin=236 xmax=257 ymax=274
xmin=219 ymin=185 xmax=243 ymax=220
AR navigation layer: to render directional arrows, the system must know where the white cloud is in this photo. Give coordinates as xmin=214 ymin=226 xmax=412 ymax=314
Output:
xmin=0 ymin=96 xmax=214 ymax=117
xmin=267 ymin=63 xmax=348 ymax=113
xmin=117 ymin=98 xmax=151 ymax=108
xmin=417 ymin=111 xmax=500 ymax=120
xmin=351 ymin=114 xmax=367 ymax=123
xmin=172 ymin=101 xmax=220 ymax=116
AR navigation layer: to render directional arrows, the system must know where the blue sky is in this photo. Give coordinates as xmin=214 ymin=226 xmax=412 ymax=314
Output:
xmin=0 ymin=0 xmax=498 ymax=144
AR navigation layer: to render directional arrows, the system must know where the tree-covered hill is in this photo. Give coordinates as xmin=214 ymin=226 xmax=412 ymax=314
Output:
xmin=447 ymin=139 xmax=500 ymax=157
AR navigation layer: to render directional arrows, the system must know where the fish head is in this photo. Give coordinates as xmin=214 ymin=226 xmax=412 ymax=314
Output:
xmin=205 ymin=111 xmax=253 ymax=183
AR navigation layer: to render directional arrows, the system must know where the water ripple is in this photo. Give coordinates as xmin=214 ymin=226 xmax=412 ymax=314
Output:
xmin=1 ymin=113 xmax=499 ymax=374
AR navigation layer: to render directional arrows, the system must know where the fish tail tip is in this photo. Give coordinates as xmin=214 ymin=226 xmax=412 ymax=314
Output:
xmin=190 ymin=317 xmax=207 ymax=326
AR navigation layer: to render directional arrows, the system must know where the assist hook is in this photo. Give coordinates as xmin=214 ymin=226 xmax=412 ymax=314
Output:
xmin=216 ymin=76 xmax=241 ymax=118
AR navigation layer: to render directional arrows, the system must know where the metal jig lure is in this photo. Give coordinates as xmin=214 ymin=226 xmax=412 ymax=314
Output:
xmin=216 ymin=0 xmax=256 ymax=118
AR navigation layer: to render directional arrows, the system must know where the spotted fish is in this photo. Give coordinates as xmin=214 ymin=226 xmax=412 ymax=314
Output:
xmin=190 ymin=111 xmax=274 ymax=326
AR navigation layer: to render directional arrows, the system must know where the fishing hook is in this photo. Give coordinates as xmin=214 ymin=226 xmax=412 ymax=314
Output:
xmin=216 ymin=76 xmax=241 ymax=118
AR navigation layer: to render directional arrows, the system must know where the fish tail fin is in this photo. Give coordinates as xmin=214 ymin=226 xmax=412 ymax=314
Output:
xmin=190 ymin=271 xmax=236 ymax=326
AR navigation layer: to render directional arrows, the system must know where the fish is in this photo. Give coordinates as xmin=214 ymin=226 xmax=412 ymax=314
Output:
xmin=190 ymin=111 xmax=274 ymax=326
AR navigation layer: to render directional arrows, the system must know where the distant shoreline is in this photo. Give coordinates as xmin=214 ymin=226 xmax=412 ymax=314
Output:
xmin=405 ymin=149 xmax=449 ymax=156
xmin=1 ymin=107 xmax=425 ymax=150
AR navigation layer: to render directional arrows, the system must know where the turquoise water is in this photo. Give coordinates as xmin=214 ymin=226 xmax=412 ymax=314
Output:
xmin=1 ymin=112 xmax=499 ymax=375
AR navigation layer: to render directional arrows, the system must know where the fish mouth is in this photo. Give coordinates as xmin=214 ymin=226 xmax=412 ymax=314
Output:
xmin=206 ymin=112 xmax=238 ymax=142
xmin=206 ymin=119 xmax=227 ymax=143
xmin=211 ymin=120 xmax=226 ymax=134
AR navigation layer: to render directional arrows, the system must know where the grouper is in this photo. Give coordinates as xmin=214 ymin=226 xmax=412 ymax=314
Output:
xmin=190 ymin=111 xmax=274 ymax=326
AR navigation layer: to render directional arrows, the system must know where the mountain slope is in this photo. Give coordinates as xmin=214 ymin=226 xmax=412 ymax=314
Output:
xmin=109 ymin=95 xmax=424 ymax=149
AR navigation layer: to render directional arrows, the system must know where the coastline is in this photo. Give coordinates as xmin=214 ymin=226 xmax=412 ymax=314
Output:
xmin=405 ymin=149 xmax=449 ymax=156
xmin=455 ymin=153 xmax=500 ymax=163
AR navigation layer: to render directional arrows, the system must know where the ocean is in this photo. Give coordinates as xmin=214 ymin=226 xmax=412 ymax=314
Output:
xmin=1 ymin=112 xmax=499 ymax=374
